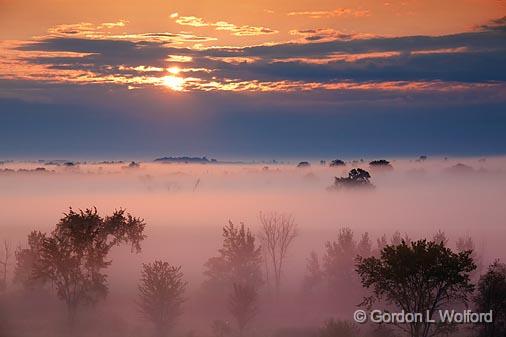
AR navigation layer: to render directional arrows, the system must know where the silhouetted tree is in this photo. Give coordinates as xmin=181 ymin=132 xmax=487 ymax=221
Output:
xmin=229 ymin=283 xmax=258 ymax=336
xmin=297 ymin=161 xmax=310 ymax=168
xmin=138 ymin=261 xmax=187 ymax=337
xmin=204 ymin=221 xmax=263 ymax=292
xmin=356 ymin=240 xmax=476 ymax=337
xmin=258 ymin=212 xmax=297 ymax=296
xmin=0 ymin=240 xmax=12 ymax=292
xmin=330 ymin=169 xmax=374 ymax=190
xmin=32 ymin=207 xmax=145 ymax=327
xmin=456 ymin=236 xmax=482 ymax=278
xmin=369 ymin=160 xmax=393 ymax=170
xmin=329 ymin=159 xmax=345 ymax=167
xmin=13 ymin=231 xmax=46 ymax=289
xmin=318 ymin=319 xmax=359 ymax=337
xmin=474 ymin=260 xmax=506 ymax=337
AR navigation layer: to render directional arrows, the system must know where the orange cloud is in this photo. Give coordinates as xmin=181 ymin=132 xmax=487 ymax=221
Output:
xmin=287 ymin=8 xmax=371 ymax=19
xmin=172 ymin=15 xmax=278 ymax=36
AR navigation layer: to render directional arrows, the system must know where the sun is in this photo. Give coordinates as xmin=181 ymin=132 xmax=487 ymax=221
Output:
xmin=162 ymin=75 xmax=184 ymax=91
xmin=162 ymin=67 xmax=184 ymax=91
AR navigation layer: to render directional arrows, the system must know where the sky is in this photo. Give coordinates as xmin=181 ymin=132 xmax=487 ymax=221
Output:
xmin=0 ymin=0 xmax=505 ymax=160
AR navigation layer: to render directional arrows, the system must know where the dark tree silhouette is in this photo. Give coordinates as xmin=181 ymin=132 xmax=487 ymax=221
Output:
xmin=296 ymin=161 xmax=310 ymax=168
xmin=32 ymin=207 xmax=145 ymax=327
xmin=258 ymin=212 xmax=297 ymax=296
xmin=474 ymin=260 xmax=506 ymax=337
xmin=229 ymin=283 xmax=258 ymax=336
xmin=13 ymin=231 xmax=46 ymax=289
xmin=329 ymin=159 xmax=345 ymax=167
xmin=356 ymin=240 xmax=476 ymax=337
xmin=204 ymin=221 xmax=263 ymax=292
xmin=369 ymin=160 xmax=393 ymax=170
xmin=330 ymin=168 xmax=374 ymax=190
xmin=138 ymin=261 xmax=187 ymax=337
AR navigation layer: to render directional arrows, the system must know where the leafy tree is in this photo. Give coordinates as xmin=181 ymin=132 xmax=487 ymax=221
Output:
xmin=329 ymin=159 xmax=345 ymax=167
xmin=432 ymin=230 xmax=448 ymax=246
xmin=357 ymin=233 xmax=372 ymax=258
xmin=474 ymin=260 xmax=506 ymax=337
xmin=303 ymin=251 xmax=323 ymax=294
xmin=204 ymin=221 xmax=263 ymax=292
xmin=369 ymin=160 xmax=393 ymax=170
xmin=318 ymin=319 xmax=359 ymax=337
xmin=138 ymin=261 xmax=187 ymax=337
xmin=322 ymin=227 xmax=363 ymax=307
xmin=456 ymin=236 xmax=482 ymax=277
xmin=13 ymin=231 xmax=46 ymax=289
xmin=32 ymin=207 xmax=145 ymax=327
xmin=356 ymin=240 xmax=476 ymax=337
xmin=229 ymin=283 xmax=258 ymax=337
xmin=330 ymin=169 xmax=374 ymax=190
xmin=258 ymin=212 xmax=297 ymax=296
xmin=297 ymin=161 xmax=310 ymax=168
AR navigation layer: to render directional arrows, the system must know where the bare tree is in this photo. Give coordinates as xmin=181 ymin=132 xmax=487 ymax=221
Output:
xmin=138 ymin=261 xmax=187 ymax=337
xmin=0 ymin=240 xmax=12 ymax=292
xmin=258 ymin=212 xmax=297 ymax=296
xmin=229 ymin=283 xmax=258 ymax=337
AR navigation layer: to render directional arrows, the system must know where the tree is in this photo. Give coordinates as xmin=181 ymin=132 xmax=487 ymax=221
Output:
xmin=329 ymin=159 xmax=345 ymax=167
xmin=13 ymin=231 xmax=46 ymax=289
xmin=258 ymin=212 xmax=297 ymax=296
xmin=330 ymin=169 xmax=374 ymax=190
xmin=204 ymin=221 xmax=263 ymax=292
xmin=322 ymin=227 xmax=362 ymax=307
xmin=474 ymin=260 xmax=506 ymax=337
xmin=369 ymin=160 xmax=393 ymax=170
xmin=32 ymin=207 xmax=146 ymax=327
xmin=318 ymin=319 xmax=359 ymax=337
xmin=229 ymin=283 xmax=258 ymax=336
xmin=303 ymin=251 xmax=323 ymax=294
xmin=356 ymin=240 xmax=476 ymax=337
xmin=456 ymin=236 xmax=482 ymax=277
xmin=0 ymin=240 xmax=12 ymax=292
xmin=357 ymin=233 xmax=372 ymax=258
xmin=432 ymin=230 xmax=448 ymax=246
xmin=138 ymin=261 xmax=187 ymax=337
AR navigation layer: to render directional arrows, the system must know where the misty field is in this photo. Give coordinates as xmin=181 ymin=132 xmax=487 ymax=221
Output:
xmin=0 ymin=157 xmax=505 ymax=337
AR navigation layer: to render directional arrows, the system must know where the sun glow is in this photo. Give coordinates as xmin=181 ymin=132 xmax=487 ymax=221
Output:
xmin=161 ymin=66 xmax=184 ymax=90
xmin=162 ymin=75 xmax=184 ymax=91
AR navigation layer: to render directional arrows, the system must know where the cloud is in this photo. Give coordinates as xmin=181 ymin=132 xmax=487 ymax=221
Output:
xmin=172 ymin=15 xmax=278 ymax=36
xmin=1 ymin=17 xmax=505 ymax=96
xmin=287 ymin=8 xmax=370 ymax=19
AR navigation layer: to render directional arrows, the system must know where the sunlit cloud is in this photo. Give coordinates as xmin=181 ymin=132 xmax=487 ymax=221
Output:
xmin=289 ymin=29 xmax=375 ymax=42
xmin=172 ymin=15 xmax=278 ymax=36
xmin=287 ymin=8 xmax=371 ymax=19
